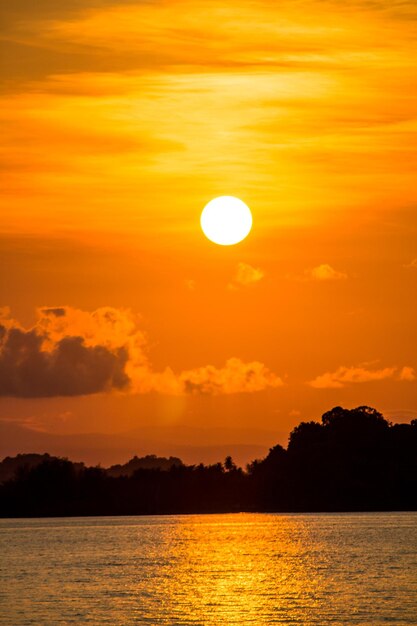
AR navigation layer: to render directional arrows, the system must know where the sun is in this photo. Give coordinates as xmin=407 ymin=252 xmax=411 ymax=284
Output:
xmin=200 ymin=196 xmax=252 ymax=246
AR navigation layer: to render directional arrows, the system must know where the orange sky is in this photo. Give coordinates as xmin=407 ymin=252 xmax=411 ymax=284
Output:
xmin=1 ymin=0 xmax=416 ymax=466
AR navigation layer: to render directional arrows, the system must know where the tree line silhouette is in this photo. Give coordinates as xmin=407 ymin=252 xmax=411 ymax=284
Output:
xmin=0 ymin=406 xmax=416 ymax=516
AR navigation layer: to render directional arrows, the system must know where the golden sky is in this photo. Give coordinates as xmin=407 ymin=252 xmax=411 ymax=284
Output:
xmin=1 ymin=0 xmax=416 ymax=465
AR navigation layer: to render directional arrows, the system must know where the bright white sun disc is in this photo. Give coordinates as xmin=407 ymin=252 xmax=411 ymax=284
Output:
xmin=200 ymin=196 xmax=252 ymax=245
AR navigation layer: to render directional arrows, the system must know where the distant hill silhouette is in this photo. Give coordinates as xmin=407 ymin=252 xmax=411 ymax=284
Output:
xmin=0 ymin=453 xmax=183 ymax=482
xmin=0 ymin=406 xmax=416 ymax=516
xmin=107 ymin=454 xmax=183 ymax=477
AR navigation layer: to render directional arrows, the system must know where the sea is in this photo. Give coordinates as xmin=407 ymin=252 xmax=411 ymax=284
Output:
xmin=0 ymin=512 xmax=416 ymax=625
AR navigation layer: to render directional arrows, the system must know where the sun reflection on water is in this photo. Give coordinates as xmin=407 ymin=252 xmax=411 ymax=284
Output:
xmin=161 ymin=514 xmax=320 ymax=624
xmin=1 ymin=513 xmax=416 ymax=625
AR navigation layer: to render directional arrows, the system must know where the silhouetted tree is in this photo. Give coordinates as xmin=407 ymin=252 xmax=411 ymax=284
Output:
xmin=224 ymin=456 xmax=236 ymax=472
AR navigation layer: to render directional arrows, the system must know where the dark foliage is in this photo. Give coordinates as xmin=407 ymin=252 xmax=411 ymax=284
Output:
xmin=1 ymin=406 xmax=416 ymax=516
xmin=248 ymin=406 xmax=417 ymax=511
xmin=0 ymin=453 xmax=55 ymax=484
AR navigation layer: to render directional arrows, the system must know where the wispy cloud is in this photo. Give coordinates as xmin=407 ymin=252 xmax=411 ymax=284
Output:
xmin=2 ymin=0 xmax=417 ymax=236
xmin=179 ymin=358 xmax=283 ymax=395
xmin=229 ymin=262 xmax=264 ymax=289
xmin=398 ymin=366 xmax=416 ymax=382
xmin=308 ymin=363 xmax=415 ymax=388
xmin=305 ymin=264 xmax=348 ymax=281
xmin=287 ymin=263 xmax=348 ymax=282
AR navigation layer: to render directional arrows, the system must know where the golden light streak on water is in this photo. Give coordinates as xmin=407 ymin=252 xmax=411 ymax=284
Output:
xmin=1 ymin=513 xmax=416 ymax=624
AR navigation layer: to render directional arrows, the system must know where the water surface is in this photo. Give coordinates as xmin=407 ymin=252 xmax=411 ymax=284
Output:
xmin=1 ymin=513 xmax=416 ymax=624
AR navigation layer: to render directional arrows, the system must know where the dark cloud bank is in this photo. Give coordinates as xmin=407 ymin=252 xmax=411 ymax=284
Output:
xmin=0 ymin=324 xmax=129 ymax=398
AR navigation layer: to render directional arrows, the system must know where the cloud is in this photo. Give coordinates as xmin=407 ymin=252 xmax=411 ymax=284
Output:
xmin=229 ymin=262 xmax=264 ymax=289
xmin=0 ymin=325 xmax=129 ymax=398
xmin=308 ymin=364 xmax=398 ymax=388
xmin=404 ymin=258 xmax=417 ymax=269
xmin=398 ymin=366 xmax=416 ymax=382
xmin=1 ymin=0 xmax=143 ymax=30
xmin=179 ymin=358 xmax=284 ymax=395
xmin=309 ymin=363 xmax=417 ymax=388
xmin=0 ymin=305 xmax=148 ymax=397
xmin=305 ymin=264 xmax=348 ymax=281
xmin=0 ymin=307 xmax=282 ymax=398
xmin=0 ymin=306 xmax=139 ymax=398
xmin=40 ymin=307 xmax=66 ymax=317
xmin=2 ymin=0 xmax=417 ymax=240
